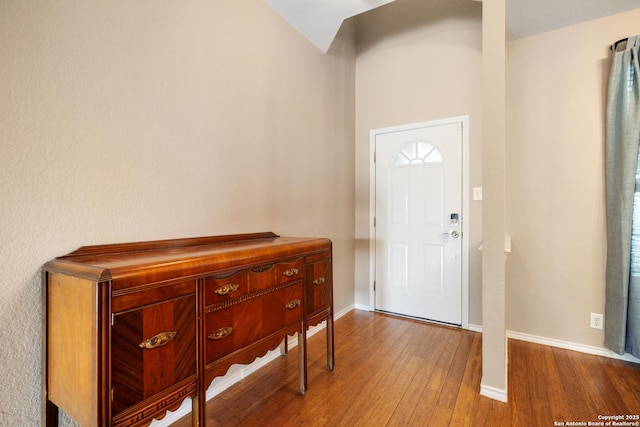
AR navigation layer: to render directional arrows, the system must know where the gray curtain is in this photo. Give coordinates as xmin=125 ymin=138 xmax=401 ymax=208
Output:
xmin=605 ymin=35 xmax=640 ymax=358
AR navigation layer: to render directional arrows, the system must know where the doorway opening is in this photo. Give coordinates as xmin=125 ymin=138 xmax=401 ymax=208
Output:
xmin=369 ymin=116 xmax=470 ymax=328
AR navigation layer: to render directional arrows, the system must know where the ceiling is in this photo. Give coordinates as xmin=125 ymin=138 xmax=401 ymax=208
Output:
xmin=263 ymin=0 xmax=396 ymax=52
xmin=506 ymin=0 xmax=640 ymax=39
xmin=264 ymin=0 xmax=640 ymax=52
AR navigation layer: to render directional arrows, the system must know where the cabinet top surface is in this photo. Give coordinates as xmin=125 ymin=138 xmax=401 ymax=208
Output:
xmin=43 ymin=232 xmax=331 ymax=287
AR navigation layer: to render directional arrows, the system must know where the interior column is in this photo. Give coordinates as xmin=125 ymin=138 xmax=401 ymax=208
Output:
xmin=480 ymin=0 xmax=508 ymax=402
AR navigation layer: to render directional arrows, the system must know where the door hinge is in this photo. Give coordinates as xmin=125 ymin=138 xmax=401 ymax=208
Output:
xmin=373 ymin=152 xmax=376 ymax=162
xmin=111 ymin=313 xmax=114 ymax=326
xmin=373 ymin=216 xmax=376 ymax=227
xmin=373 ymin=280 xmax=376 ymax=291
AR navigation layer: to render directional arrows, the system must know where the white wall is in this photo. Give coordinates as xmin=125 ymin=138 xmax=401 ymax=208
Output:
xmin=353 ymin=0 xmax=483 ymax=324
xmin=506 ymin=9 xmax=640 ymax=348
xmin=0 ymin=1 xmax=355 ymax=425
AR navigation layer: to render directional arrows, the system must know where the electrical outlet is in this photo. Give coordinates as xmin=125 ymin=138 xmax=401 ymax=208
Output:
xmin=590 ymin=313 xmax=603 ymax=330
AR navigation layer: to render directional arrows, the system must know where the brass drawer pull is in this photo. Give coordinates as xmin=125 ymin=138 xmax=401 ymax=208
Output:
xmin=139 ymin=331 xmax=177 ymax=349
xmin=312 ymin=277 xmax=326 ymax=285
xmin=208 ymin=327 xmax=233 ymax=341
xmin=283 ymin=268 xmax=299 ymax=277
xmin=285 ymin=299 xmax=301 ymax=309
xmin=214 ymin=283 xmax=239 ymax=295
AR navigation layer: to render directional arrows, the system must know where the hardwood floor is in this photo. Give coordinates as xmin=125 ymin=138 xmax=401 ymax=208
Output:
xmin=173 ymin=310 xmax=640 ymax=426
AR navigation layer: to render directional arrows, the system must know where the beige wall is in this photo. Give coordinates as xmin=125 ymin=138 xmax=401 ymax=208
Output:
xmin=506 ymin=9 xmax=640 ymax=346
xmin=353 ymin=0 xmax=483 ymax=324
xmin=0 ymin=1 xmax=355 ymax=425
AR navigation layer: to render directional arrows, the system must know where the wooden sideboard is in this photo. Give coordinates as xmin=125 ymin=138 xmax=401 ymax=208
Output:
xmin=41 ymin=232 xmax=334 ymax=426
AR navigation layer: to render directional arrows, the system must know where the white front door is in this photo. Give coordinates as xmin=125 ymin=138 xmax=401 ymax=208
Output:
xmin=374 ymin=119 xmax=463 ymax=325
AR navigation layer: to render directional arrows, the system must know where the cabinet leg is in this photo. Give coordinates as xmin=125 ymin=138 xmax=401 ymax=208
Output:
xmin=196 ymin=386 xmax=209 ymax=427
xmin=44 ymin=400 xmax=59 ymax=427
xmin=326 ymin=315 xmax=334 ymax=371
xmin=280 ymin=336 xmax=289 ymax=355
xmin=191 ymin=395 xmax=199 ymax=427
xmin=298 ymin=331 xmax=307 ymax=394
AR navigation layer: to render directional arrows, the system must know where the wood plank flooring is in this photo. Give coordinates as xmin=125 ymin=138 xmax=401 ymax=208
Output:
xmin=173 ymin=310 xmax=640 ymax=426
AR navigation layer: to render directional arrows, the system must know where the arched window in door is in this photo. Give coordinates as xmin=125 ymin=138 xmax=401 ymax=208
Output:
xmin=393 ymin=141 xmax=443 ymax=166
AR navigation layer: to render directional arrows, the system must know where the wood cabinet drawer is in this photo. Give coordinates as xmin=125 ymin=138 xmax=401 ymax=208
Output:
xmin=249 ymin=258 xmax=303 ymax=291
xmin=111 ymin=291 xmax=196 ymax=417
xmin=205 ymin=259 xmax=302 ymax=305
xmin=204 ymin=270 xmax=249 ymax=305
xmin=205 ymin=297 xmax=261 ymax=363
xmin=262 ymin=281 xmax=303 ymax=334
xmin=305 ymin=259 xmax=332 ymax=316
xmin=205 ymin=282 xmax=303 ymax=364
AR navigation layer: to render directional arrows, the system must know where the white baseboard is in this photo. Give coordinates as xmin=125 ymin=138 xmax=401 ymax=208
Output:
xmin=477 ymin=330 xmax=640 ymax=404
xmin=467 ymin=323 xmax=483 ymax=333
xmin=447 ymin=325 xmax=640 ymax=364
xmin=151 ymin=305 xmax=355 ymax=426
xmin=507 ymin=330 xmax=640 ymax=363
xmin=334 ymin=305 xmax=355 ymax=319
xmin=480 ymin=383 xmax=508 ymax=403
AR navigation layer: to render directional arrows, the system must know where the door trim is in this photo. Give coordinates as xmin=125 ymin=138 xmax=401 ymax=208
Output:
xmin=369 ymin=115 xmax=470 ymax=329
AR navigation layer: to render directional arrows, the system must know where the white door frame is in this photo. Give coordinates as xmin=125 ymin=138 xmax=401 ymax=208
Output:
xmin=369 ymin=115 xmax=470 ymax=329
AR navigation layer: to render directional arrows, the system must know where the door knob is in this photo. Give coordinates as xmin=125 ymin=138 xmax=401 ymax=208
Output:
xmin=443 ymin=230 xmax=460 ymax=239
